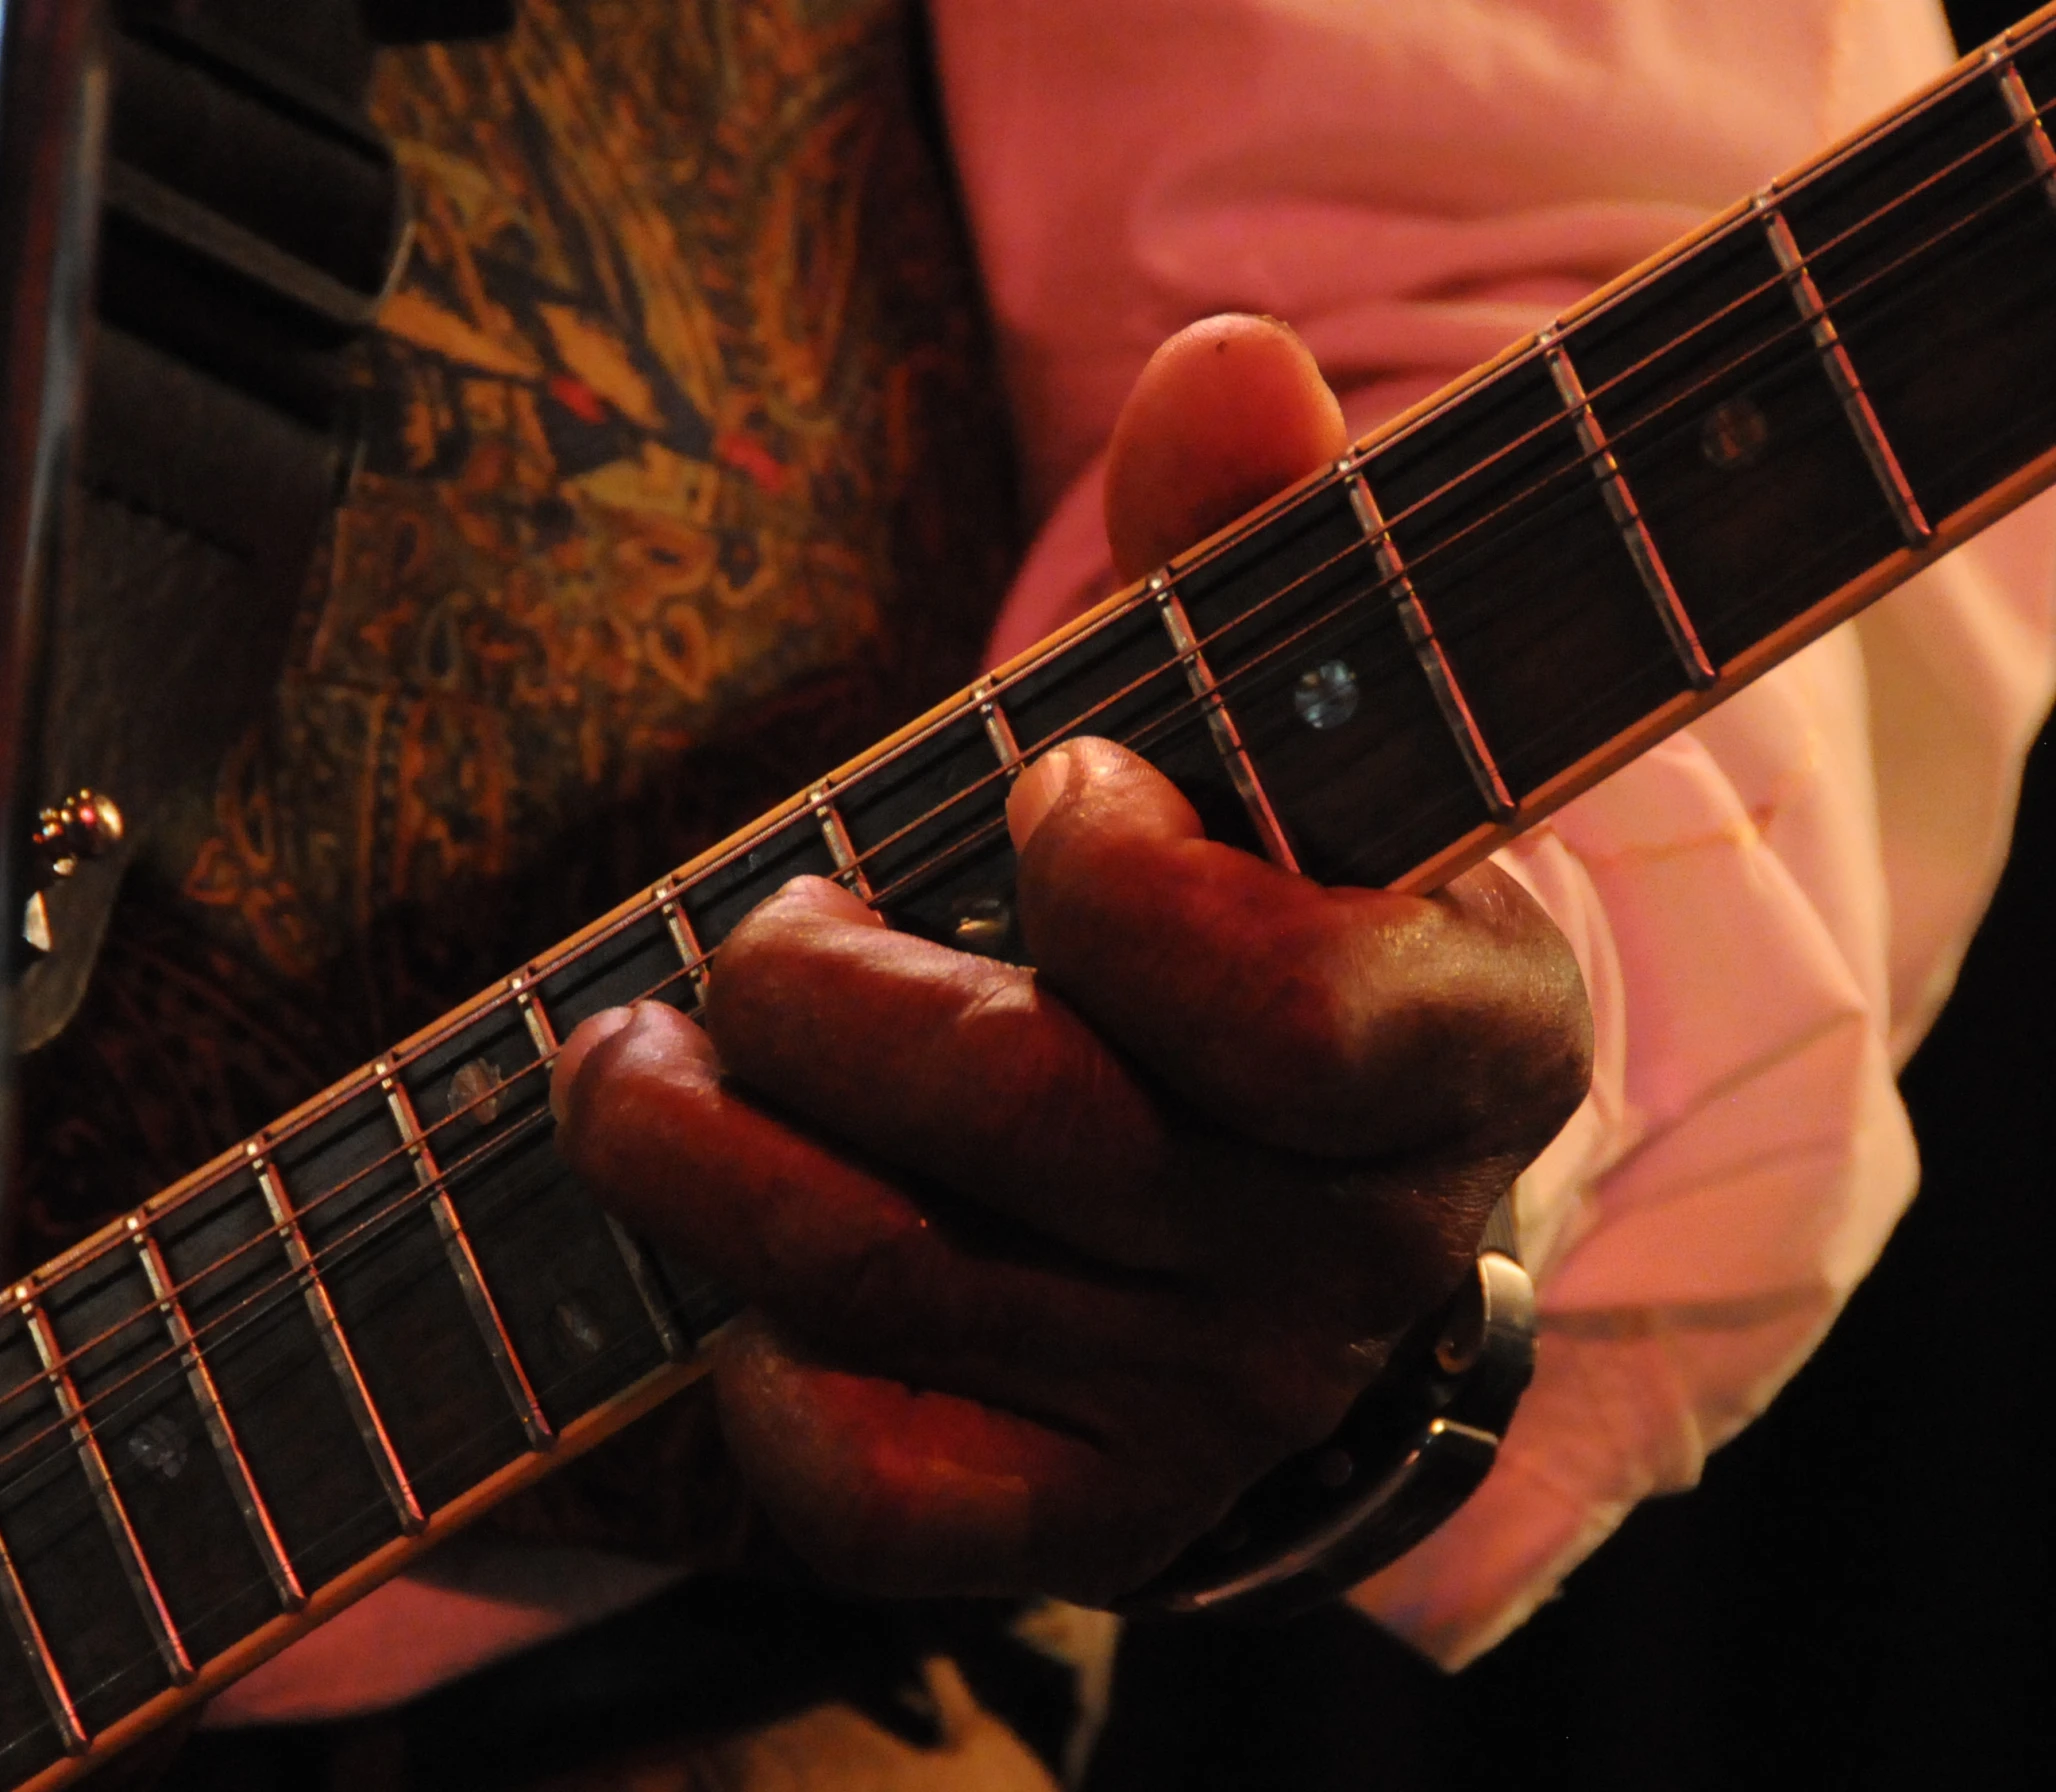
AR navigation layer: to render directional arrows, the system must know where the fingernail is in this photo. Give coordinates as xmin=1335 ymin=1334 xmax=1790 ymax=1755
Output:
xmin=550 ymin=1005 xmax=636 ymax=1126
xmin=1007 ymin=744 xmax=1074 ymax=850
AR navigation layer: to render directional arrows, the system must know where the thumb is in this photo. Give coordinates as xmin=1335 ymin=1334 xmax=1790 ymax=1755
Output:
xmin=1104 ymin=314 xmax=1348 ymax=581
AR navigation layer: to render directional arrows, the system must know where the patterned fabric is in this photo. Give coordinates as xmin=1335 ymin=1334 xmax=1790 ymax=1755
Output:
xmin=13 ymin=0 xmax=1017 ymax=1275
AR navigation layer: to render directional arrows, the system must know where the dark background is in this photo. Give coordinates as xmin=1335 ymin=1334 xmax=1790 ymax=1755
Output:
xmin=1087 ymin=4 xmax=2054 ymax=1786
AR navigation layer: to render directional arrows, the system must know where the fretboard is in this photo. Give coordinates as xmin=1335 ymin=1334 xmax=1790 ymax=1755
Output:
xmin=14 ymin=9 xmax=2056 ymax=1785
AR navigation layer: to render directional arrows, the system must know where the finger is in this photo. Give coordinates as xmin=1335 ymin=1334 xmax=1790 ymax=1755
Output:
xmin=712 ymin=1315 xmax=1226 ymax=1605
xmin=1010 ymin=738 xmax=1594 ymax=1166
xmin=704 ymin=876 xmax=1508 ymax=1330
xmin=555 ymin=998 xmax=940 ymax=1331
xmin=1104 ymin=313 xmax=1347 ymax=581
xmin=550 ymin=1006 xmax=636 ymax=1126
xmin=552 ymin=1000 xmax=1208 ymax=1407
xmin=704 ymin=876 xmax=1214 ymax=1269
xmin=704 ymin=873 xmax=1505 ymax=1327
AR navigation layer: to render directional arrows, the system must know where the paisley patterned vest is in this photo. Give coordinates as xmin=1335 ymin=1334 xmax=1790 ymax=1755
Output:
xmin=19 ymin=0 xmax=1013 ymax=1244
xmin=14 ymin=0 xmax=1017 ymax=1561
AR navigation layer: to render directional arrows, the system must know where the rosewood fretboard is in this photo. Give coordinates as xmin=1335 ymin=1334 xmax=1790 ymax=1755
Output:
xmin=14 ymin=10 xmax=2056 ymax=1785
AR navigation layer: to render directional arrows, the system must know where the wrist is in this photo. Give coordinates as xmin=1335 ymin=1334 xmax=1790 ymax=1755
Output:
xmin=1120 ymin=1208 xmax=1536 ymax=1622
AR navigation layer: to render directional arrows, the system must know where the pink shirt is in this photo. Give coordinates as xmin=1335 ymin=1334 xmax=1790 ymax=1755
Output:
xmin=938 ymin=0 xmax=2056 ymax=1665
xmin=213 ymin=0 xmax=2056 ymax=1719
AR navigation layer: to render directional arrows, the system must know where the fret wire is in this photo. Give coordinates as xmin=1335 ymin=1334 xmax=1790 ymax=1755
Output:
xmin=1148 ymin=573 xmax=1302 ymax=870
xmin=513 ymin=982 xmax=689 ymax=1362
xmin=1770 ymin=15 xmax=2056 ymax=218
xmin=0 ymin=1084 xmax=570 ymax=1525
xmin=811 ymin=786 xmax=874 ymax=900
xmin=129 ymin=1221 xmax=305 ymax=1614
xmin=378 ymin=1065 xmax=555 ymax=1451
xmin=1542 ymin=334 xmax=1717 ymax=689
xmin=657 ymin=882 xmax=711 ymax=1002
xmin=1131 ymin=191 xmax=2024 ymax=801
xmin=248 ymin=1146 xmax=426 ymax=1535
xmin=657 ymin=595 xmax=1149 ymax=916
xmin=1349 ymin=78 xmax=2055 ymax=583
xmin=1758 ymin=198 xmax=1933 ymax=547
xmin=1341 ymin=128 xmax=2047 ymax=636
xmin=19 ymin=1300 xmax=194 ymax=1685
xmin=16 ymin=76 xmax=2056 ymax=1454
xmin=0 ymin=1518 xmax=86 ymax=1754
xmin=1992 ymin=51 xmax=2056 ymax=209
xmin=1312 ymin=74 xmax=2056 ymax=586
xmin=977 ymin=677 xmax=1024 ymax=774
xmin=1344 ymin=475 xmax=1518 ymax=821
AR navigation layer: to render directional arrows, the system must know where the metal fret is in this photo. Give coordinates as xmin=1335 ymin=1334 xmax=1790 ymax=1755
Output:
xmin=657 ymin=882 xmax=710 ymax=1001
xmin=1543 ymin=336 xmax=1716 ymax=689
xmin=19 ymin=1301 xmax=193 ymax=1685
xmin=0 ymin=1523 xmax=85 ymax=1755
xmin=1992 ymin=51 xmax=2056 ymax=208
xmin=512 ymin=972 xmax=555 ymax=1063
xmin=515 ymin=980 xmax=689 ymax=1360
xmin=1759 ymin=199 xmax=1933 ymax=546
xmin=1149 ymin=574 xmax=1301 ymax=870
xmin=128 ymin=1220 xmax=305 ymax=1614
xmin=811 ymin=786 xmax=872 ymax=899
xmin=1345 ymin=475 xmax=1518 ymax=821
xmin=247 ymin=1144 xmax=425 ymax=1533
xmin=378 ymin=1067 xmax=553 ymax=1451
xmin=976 ymin=678 xmax=1023 ymax=775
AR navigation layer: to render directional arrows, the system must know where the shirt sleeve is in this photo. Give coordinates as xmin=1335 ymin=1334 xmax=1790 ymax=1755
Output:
xmin=1353 ymin=494 xmax=2056 ymax=1664
xmin=940 ymin=0 xmax=2056 ymax=1665
xmin=977 ymin=427 xmax=2056 ymax=1670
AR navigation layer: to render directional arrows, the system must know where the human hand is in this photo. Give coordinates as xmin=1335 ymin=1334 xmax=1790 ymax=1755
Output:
xmin=551 ymin=316 xmax=1593 ymax=1606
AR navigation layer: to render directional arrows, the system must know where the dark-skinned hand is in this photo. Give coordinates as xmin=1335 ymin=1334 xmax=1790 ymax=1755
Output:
xmin=551 ymin=314 xmax=1594 ymax=1608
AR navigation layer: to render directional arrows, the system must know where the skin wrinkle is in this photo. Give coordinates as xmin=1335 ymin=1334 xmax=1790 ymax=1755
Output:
xmin=726 ymin=1339 xmax=1238 ymax=1604
xmin=572 ymin=993 xmax=1409 ymax=1565
xmin=915 ymin=971 xmax=1167 ymax=1214
xmin=714 ymin=1349 xmax=1056 ymax=1595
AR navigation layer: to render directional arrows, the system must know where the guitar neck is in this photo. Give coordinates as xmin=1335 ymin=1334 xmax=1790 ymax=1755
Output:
xmin=14 ymin=7 xmax=2056 ymax=1784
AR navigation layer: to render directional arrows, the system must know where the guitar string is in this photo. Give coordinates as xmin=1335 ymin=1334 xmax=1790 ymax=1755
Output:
xmin=0 ymin=72 xmax=2052 ymax=1582
xmin=0 ymin=1097 xmax=666 ymax=1723
xmin=0 ymin=97 xmax=2047 ymax=1482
